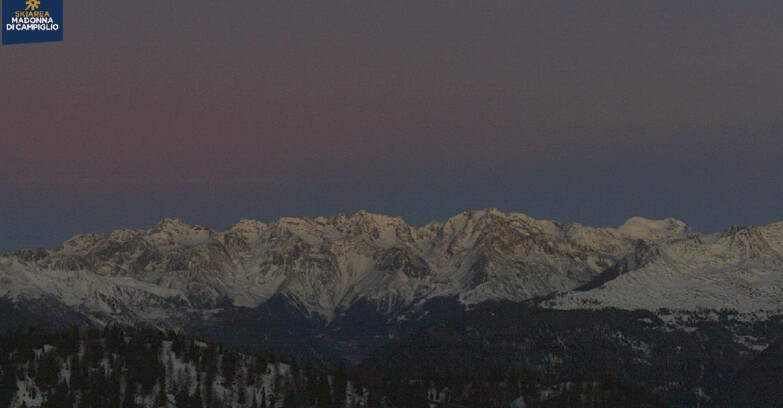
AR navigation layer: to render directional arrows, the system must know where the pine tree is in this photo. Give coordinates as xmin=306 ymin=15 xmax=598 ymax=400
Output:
xmin=259 ymin=388 xmax=267 ymax=408
xmin=0 ymin=363 xmax=17 ymax=408
xmin=222 ymin=350 xmax=238 ymax=386
xmin=156 ymin=371 xmax=168 ymax=407
xmin=192 ymin=384 xmax=203 ymax=408
xmin=316 ymin=374 xmax=331 ymax=408
xmin=282 ymin=389 xmax=296 ymax=408
xmin=176 ymin=385 xmax=190 ymax=408
xmin=237 ymin=385 xmax=246 ymax=405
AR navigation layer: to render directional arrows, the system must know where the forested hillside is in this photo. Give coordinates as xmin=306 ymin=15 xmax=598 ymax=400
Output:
xmin=0 ymin=326 xmax=667 ymax=408
xmin=367 ymin=305 xmax=783 ymax=407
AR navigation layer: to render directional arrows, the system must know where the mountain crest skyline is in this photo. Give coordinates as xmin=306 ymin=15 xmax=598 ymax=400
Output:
xmin=14 ymin=208 xmax=712 ymax=254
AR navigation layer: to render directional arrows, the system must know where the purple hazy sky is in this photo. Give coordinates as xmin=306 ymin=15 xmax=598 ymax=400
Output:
xmin=1 ymin=1 xmax=783 ymax=252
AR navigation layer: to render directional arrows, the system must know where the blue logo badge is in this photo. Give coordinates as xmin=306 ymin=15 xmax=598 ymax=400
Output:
xmin=2 ymin=0 xmax=63 ymax=45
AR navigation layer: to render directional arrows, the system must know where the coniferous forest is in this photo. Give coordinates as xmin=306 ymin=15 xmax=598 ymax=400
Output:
xmin=0 ymin=326 xmax=670 ymax=408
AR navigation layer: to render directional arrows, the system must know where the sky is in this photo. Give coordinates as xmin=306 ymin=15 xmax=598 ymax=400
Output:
xmin=1 ymin=1 xmax=782 ymax=252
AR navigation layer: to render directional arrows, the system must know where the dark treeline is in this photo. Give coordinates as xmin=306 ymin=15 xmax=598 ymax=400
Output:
xmin=0 ymin=326 xmax=668 ymax=408
xmin=368 ymin=305 xmax=783 ymax=407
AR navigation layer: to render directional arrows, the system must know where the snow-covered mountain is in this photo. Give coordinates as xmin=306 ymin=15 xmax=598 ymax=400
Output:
xmin=1 ymin=209 xmax=781 ymax=357
xmin=547 ymin=221 xmax=783 ymax=312
xmin=0 ymin=209 xmax=688 ymax=327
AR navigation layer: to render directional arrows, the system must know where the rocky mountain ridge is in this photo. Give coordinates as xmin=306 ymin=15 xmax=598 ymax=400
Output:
xmin=1 ymin=209 xmax=782 ymax=361
xmin=548 ymin=221 xmax=783 ymax=312
xmin=0 ymin=209 xmax=698 ymax=327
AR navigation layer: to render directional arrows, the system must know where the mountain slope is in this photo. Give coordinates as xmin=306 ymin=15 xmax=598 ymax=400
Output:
xmin=716 ymin=336 xmax=783 ymax=408
xmin=365 ymin=304 xmax=783 ymax=407
xmin=0 ymin=210 xmax=687 ymax=327
xmin=0 ymin=326 xmax=672 ymax=408
xmin=547 ymin=223 xmax=783 ymax=312
xmin=1 ymin=209 xmax=782 ymax=361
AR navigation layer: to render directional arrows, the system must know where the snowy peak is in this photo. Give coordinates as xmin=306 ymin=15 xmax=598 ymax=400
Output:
xmin=224 ymin=218 xmax=267 ymax=240
xmin=548 ymin=219 xmax=783 ymax=313
xmin=227 ymin=218 xmax=267 ymax=232
xmin=266 ymin=211 xmax=414 ymax=249
xmin=324 ymin=211 xmax=410 ymax=236
xmin=58 ymin=233 xmax=106 ymax=254
xmin=4 ymin=209 xmax=783 ymax=330
xmin=721 ymin=224 xmax=783 ymax=261
xmin=149 ymin=217 xmax=212 ymax=235
xmin=616 ymin=216 xmax=693 ymax=241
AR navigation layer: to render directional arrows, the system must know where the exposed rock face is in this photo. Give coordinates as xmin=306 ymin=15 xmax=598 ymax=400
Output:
xmin=548 ymin=222 xmax=783 ymax=312
xmin=1 ymin=209 xmax=780 ymax=336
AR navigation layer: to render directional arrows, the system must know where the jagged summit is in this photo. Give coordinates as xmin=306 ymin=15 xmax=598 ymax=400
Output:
xmin=548 ymin=216 xmax=783 ymax=312
xmin=227 ymin=218 xmax=267 ymax=232
xmin=1 ymin=209 xmax=782 ymax=332
xmin=150 ymin=217 xmax=209 ymax=231
xmin=52 ymin=211 xmax=698 ymax=248
xmin=153 ymin=217 xmax=186 ymax=226
xmin=59 ymin=233 xmax=106 ymax=253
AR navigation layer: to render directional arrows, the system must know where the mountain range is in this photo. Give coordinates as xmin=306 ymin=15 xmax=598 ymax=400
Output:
xmin=1 ymin=209 xmax=782 ymax=361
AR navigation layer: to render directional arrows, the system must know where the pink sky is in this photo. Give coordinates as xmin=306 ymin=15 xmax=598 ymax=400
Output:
xmin=1 ymin=1 xmax=782 ymax=250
